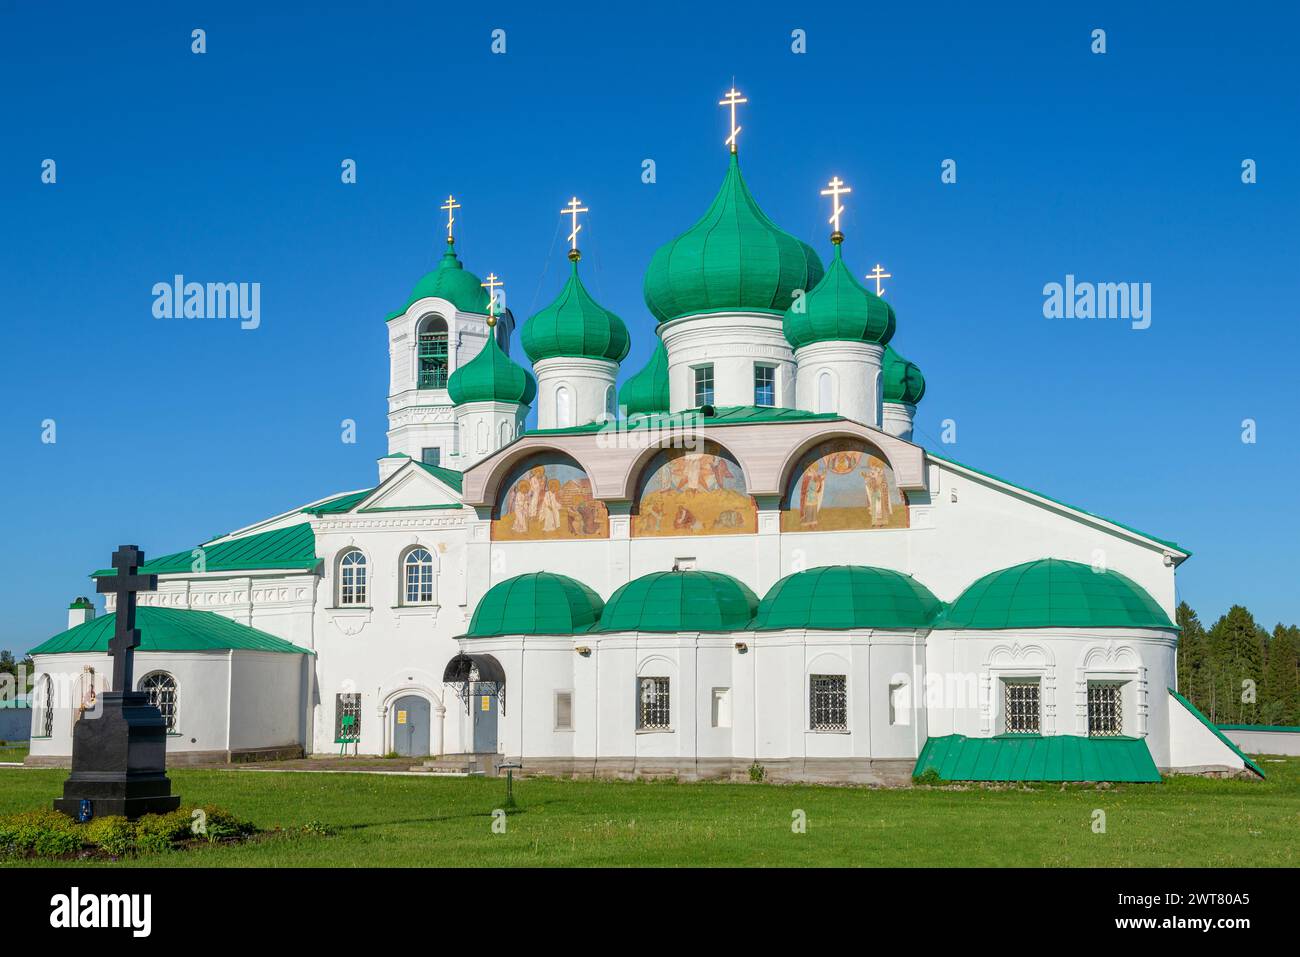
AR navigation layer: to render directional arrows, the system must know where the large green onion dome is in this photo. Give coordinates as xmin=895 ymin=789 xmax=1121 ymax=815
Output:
xmin=387 ymin=240 xmax=490 ymax=320
xmin=522 ymin=259 xmax=631 ymax=363
xmin=751 ymin=565 xmax=942 ymax=631
xmin=933 ymin=559 xmax=1175 ymax=631
xmin=783 ymin=242 xmax=895 ymax=349
xmin=643 ymin=153 xmax=824 ymax=324
xmin=465 ymin=572 xmax=604 ymax=637
xmin=618 ymin=339 xmax=670 ymax=416
xmin=595 ymin=570 xmax=758 ymax=633
xmin=447 ymin=333 xmax=536 ymax=406
xmin=882 ymin=344 xmax=926 ymax=405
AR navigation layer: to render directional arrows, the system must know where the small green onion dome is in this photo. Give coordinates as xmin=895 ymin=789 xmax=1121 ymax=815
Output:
xmin=643 ymin=153 xmax=825 ymax=324
xmin=522 ymin=260 xmax=631 ymax=363
xmin=447 ymin=334 xmax=536 ymax=406
xmin=882 ymin=344 xmax=926 ymax=405
xmin=783 ymin=244 xmax=895 ymax=349
xmin=466 ymin=572 xmax=604 ymax=637
xmin=387 ymin=241 xmax=490 ymax=320
xmin=595 ymin=570 xmax=758 ymax=633
xmin=751 ymin=565 xmax=942 ymax=631
xmin=618 ymin=339 xmax=670 ymax=416
xmin=933 ymin=559 xmax=1175 ymax=631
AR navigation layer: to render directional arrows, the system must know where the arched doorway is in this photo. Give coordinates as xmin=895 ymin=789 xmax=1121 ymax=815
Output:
xmin=391 ymin=695 xmax=431 ymax=757
xmin=443 ymin=653 xmax=505 ymax=755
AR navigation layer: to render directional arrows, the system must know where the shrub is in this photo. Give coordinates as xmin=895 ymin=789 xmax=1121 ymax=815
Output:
xmin=85 ymin=816 xmax=135 ymax=856
xmin=0 ymin=810 xmax=82 ymax=858
xmin=747 ymin=761 xmax=766 ymax=783
xmin=134 ymin=808 xmax=192 ymax=853
xmin=193 ymin=804 xmax=255 ymax=842
xmin=913 ymin=767 xmax=943 ymax=786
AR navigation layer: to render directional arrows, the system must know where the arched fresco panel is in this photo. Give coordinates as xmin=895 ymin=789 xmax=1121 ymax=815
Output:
xmin=492 ymin=452 xmax=608 ymax=540
xmin=781 ymin=438 xmax=909 ymax=532
xmin=632 ymin=441 xmax=755 ymax=537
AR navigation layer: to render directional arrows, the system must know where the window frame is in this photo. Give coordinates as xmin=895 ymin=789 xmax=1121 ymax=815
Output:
xmin=416 ymin=316 xmax=449 ymax=390
xmin=337 ymin=548 xmax=369 ymax=607
xmin=1087 ymin=680 xmax=1124 ymax=737
xmin=636 ymin=676 xmax=672 ymax=731
xmin=139 ymin=671 xmax=179 ymax=735
xmin=401 ymin=546 xmax=436 ymax=606
xmin=693 ymin=365 xmax=715 ymax=407
xmin=554 ymin=690 xmax=574 ymax=732
xmin=753 ymin=363 xmax=776 ymax=407
xmin=1001 ymin=677 xmax=1042 ymax=735
xmin=809 ymin=673 xmax=849 ymax=732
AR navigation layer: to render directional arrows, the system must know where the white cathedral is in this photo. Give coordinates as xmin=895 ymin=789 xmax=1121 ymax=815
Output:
xmin=26 ymin=94 xmax=1260 ymax=784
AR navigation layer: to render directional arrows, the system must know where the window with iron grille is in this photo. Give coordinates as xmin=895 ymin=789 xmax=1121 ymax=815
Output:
xmin=554 ymin=691 xmax=573 ymax=731
xmin=417 ymin=325 xmax=449 ymax=389
xmin=1003 ymin=679 xmax=1040 ymax=734
xmin=637 ymin=677 xmax=671 ymax=730
xmin=754 ymin=364 xmax=776 ymax=406
xmin=810 ymin=674 xmax=848 ymax=731
xmin=1087 ymin=682 xmax=1123 ymax=737
xmin=335 ymin=693 xmax=362 ymax=743
xmin=37 ymin=674 xmax=54 ymax=737
xmin=403 ymin=547 xmax=435 ymax=604
xmin=338 ymin=549 xmax=367 ymax=605
xmin=140 ymin=672 xmax=178 ymax=733
xmin=693 ymin=366 xmax=714 ymax=407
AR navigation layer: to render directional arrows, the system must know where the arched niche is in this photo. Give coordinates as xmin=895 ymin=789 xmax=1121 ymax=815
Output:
xmin=781 ymin=437 xmax=909 ymax=533
xmin=492 ymin=450 xmax=608 ymax=541
xmin=632 ymin=440 xmax=755 ymax=537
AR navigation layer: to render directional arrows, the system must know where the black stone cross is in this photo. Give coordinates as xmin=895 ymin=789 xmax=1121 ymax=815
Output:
xmin=95 ymin=545 xmax=156 ymax=693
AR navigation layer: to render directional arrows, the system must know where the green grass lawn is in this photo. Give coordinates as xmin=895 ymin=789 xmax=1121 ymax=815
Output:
xmin=0 ymin=745 xmax=27 ymax=764
xmin=2 ymin=758 xmax=1297 ymax=867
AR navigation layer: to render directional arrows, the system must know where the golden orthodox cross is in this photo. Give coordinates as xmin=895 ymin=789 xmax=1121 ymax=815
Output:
xmin=481 ymin=272 xmax=503 ymax=324
xmin=440 ymin=194 xmax=461 ymax=243
xmin=820 ymin=176 xmax=852 ymax=241
xmin=562 ymin=197 xmax=588 ymax=258
xmin=719 ymin=86 xmax=748 ymax=153
xmin=866 ymin=264 xmax=892 ymax=297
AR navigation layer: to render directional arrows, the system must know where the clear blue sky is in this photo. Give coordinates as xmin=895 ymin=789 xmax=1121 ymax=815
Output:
xmin=2 ymin=2 xmax=1297 ymax=654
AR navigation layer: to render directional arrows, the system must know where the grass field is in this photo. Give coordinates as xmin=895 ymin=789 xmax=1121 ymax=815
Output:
xmin=0 ymin=745 xmax=27 ymax=764
xmin=2 ymin=758 xmax=1297 ymax=867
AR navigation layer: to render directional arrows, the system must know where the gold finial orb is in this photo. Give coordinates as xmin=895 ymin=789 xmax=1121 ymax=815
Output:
xmin=568 ymin=248 xmax=581 ymax=263
xmin=830 ymin=230 xmax=844 ymax=246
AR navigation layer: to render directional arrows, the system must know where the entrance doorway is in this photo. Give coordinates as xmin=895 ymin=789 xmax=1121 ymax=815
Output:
xmin=392 ymin=695 xmax=430 ymax=757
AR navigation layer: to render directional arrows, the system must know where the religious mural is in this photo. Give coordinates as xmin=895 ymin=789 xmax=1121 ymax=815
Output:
xmin=632 ymin=442 xmax=756 ymax=537
xmin=492 ymin=452 xmax=608 ymax=540
xmin=781 ymin=438 xmax=909 ymax=532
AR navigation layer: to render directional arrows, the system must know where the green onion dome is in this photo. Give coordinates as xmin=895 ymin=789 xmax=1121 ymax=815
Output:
xmin=643 ymin=153 xmax=824 ymax=324
xmin=882 ymin=344 xmax=926 ymax=405
xmin=618 ymin=339 xmax=670 ymax=416
xmin=465 ymin=572 xmax=604 ymax=637
xmin=447 ymin=333 xmax=536 ymax=406
xmin=387 ymin=240 xmax=490 ymax=320
xmin=751 ymin=565 xmax=942 ymax=631
xmin=783 ymin=243 xmax=895 ymax=349
xmin=933 ymin=559 xmax=1175 ymax=631
xmin=522 ymin=260 xmax=631 ymax=363
xmin=595 ymin=570 xmax=758 ymax=633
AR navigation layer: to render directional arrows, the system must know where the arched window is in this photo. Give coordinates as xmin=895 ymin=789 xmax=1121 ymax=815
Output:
xmin=816 ymin=370 xmax=834 ymax=414
xmin=498 ymin=420 xmax=511 ymax=448
xmin=402 ymin=547 xmax=435 ymax=605
xmin=417 ymin=316 xmax=449 ymax=389
xmin=140 ymin=672 xmax=178 ymax=733
xmin=603 ymin=385 xmax=616 ymax=421
xmin=338 ymin=549 xmax=368 ymax=606
xmin=476 ymin=420 xmax=487 ymax=453
xmin=555 ymin=385 xmax=572 ymax=428
xmin=36 ymin=674 xmax=53 ymax=738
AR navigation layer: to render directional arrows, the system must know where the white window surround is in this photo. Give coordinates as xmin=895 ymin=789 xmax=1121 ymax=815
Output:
xmin=400 ymin=545 xmax=436 ymax=606
xmin=981 ymin=643 xmax=1056 ymax=736
xmin=554 ymin=690 xmax=574 ymax=732
xmin=335 ymin=548 xmax=370 ymax=607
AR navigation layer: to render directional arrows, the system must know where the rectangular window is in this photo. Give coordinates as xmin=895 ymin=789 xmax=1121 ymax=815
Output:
xmin=810 ymin=674 xmax=848 ymax=731
xmin=1003 ymin=679 xmax=1041 ymax=734
xmin=637 ymin=677 xmax=671 ymax=730
xmin=1087 ymin=682 xmax=1123 ymax=737
xmin=421 ymin=447 xmax=441 ymax=467
xmin=754 ymin=364 xmax=776 ymax=406
xmin=711 ymin=687 xmax=731 ymax=728
xmin=889 ymin=681 xmax=910 ymax=726
xmin=417 ymin=332 xmax=449 ymax=389
xmin=335 ymin=693 xmax=362 ymax=743
xmin=693 ymin=365 xmax=714 ymax=407
xmin=554 ymin=691 xmax=573 ymax=731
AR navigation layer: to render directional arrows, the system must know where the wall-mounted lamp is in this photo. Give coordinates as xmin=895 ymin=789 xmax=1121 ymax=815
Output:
xmin=734 ymin=641 xmax=748 ymax=653
xmin=574 ymin=646 xmax=592 ymax=656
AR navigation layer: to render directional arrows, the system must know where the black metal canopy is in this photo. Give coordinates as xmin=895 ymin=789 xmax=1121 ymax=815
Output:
xmin=442 ymin=652 xmax=506 ymax=685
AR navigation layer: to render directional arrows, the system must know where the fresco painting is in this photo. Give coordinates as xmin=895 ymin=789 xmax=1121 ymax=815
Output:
xmin=633 ymin=442 xmax=756 ymax=537
xmin=781 ymin=439 xmax=908 ymax=532
xmin=493 ymin=453 xmax=608 ymax=540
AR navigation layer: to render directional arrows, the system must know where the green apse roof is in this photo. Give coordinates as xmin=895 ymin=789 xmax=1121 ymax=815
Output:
xmin=914 ymin=734 xmax=1162 ymax=783
xmin=751 ymin=565 xmax=942 ymax=631
xmin=933 ymin=559 xmax=1175 ymax=631
xmin=882 ymin=343 xmax=926 ymax=405
xmin=783 ymin=243 xmax=895 ymax=349
xmin=522 ymin=260 xmax=631 ymax=363
xmin=30 ymin=606 xmax=312 ymax=656
xmin=387 ymin=240 xmax=489 ymax=320
xmin=643 ymin=152 xmax=824 ymax=324
xmin=618 ymin=339 xmax=670 ymax=416
xmin=92 ymin=523 xmax=318 ymax=578
xmin=447 ymin=333 xmax=537 ymax=406
xmin=596 ymin=571 xmax=758 ymax=633
xmin=465 ymin=572 xmax=604 ymax=637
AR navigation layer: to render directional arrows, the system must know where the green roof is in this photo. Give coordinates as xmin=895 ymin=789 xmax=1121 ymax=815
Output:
xmin=751 ymin=565 xmax=942 ymax=631
xmin=618 ymin=339 xmax=670 ymax=417
xmin=596 ymin=571 xmax=758 ymax=633
xmin=447 ymin=334 xmax=537 ymax=406
xmin=302 ymin=490 xmax=374 ymax=515
xmin=30 ymin=606 xmax=312 ymax=656
xmin=934 ymin=559 xmax=1175 ymax=631
xmin=1217 ymin=723 xmax=1300 ymax=733
xmin=783 ymin=243 xmax=895 ymax=349
xmin=1170 ymin=689 xmax=1265 ymax=777
xmin=522 ymin=260 xmax=631 ymax=363
xmin=386 ymin=240 xmax=489 ymax=320
xmin=415 ymin=461 xmax=464 ymax=492
xmin=882 ymin=343 xmax=926 ymax=405
xmin=914 ymin=734 xmax=1162 ymax=783
xmin=643 ymin=152 xmax=824 ymax=324
xmin=525 ymin=404 xmax=839 ymax=437
xmin=465 ymin=572 xmax=604 ymax=637
xmin=92 ymin=523 xmax=318 ymax=578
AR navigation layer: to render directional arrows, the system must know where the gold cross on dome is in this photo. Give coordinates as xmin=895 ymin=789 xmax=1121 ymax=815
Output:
xmin=561 ymin=196 xmax=588 ymax=256
xmin=481 ymin=272 xmax=503 ymax=323
xmin=440 ymin=194 xmax=461 ymax=242
xmin=820 ymin=176 xmax=852 ymax=239
xmin=865 ymin=263 xmax=892 ymax=297
xmin=719 ymin=86 xmax=748 ymax=153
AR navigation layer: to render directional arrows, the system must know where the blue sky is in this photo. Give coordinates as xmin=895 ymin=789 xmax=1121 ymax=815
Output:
xmin=2 ymin=2 xmax=1297 ymax=653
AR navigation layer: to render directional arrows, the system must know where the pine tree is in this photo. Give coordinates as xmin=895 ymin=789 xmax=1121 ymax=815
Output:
xmin=1206 ymin=606 xmax=1265 ymax=724
xmin=1261 ymin=625 xmax=1300 ymax=726
xmin=1175 ymin=602 xmax=1210 ymax=709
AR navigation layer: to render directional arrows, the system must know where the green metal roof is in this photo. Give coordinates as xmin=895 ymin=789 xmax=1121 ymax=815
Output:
xmin=302 ymin=490 xmax=374 ymax=515
xmin=386 ymin=240 xmax=490 ymax=320
xmin=596 ymin=571 xmax=758 ymax=633
xmin=783 ymin=243 xmax=895 ymax=349
xmin=1217 ymin=723 xmax=1300 ymax=733
xmin=618 ymin=339 xmax=671 ymax=417
xmin=882 ymin=343 xmax=926 ymax=405
xmin=30 ymin=606 xmax=312 ymax=656
xmin=933 ymin=559 xmax=1175 ymax=631
xmin=447 ymin=334 xmax=537 ymax=406
xmin=465 ymin=572 xmax=604 ymax=637
xmin=415 ymin=462 xmax=464 ymax=492
xmin=1170 ymin=689 xmax=1265 ymax=777
xmin=751 ymin=565 xmax=942 ymax=631
xmin=92 ymin=523 xmax=319 ymax=578
xmin=643 ymin=152 xmax=824 ymax=324
xmin=523 ymin=259 xmax=631 ymax=363
xmin=914 ymin=734 xmax=1163 ymax=783
xmin=525 ymin=404 xmax=840 ymax=437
